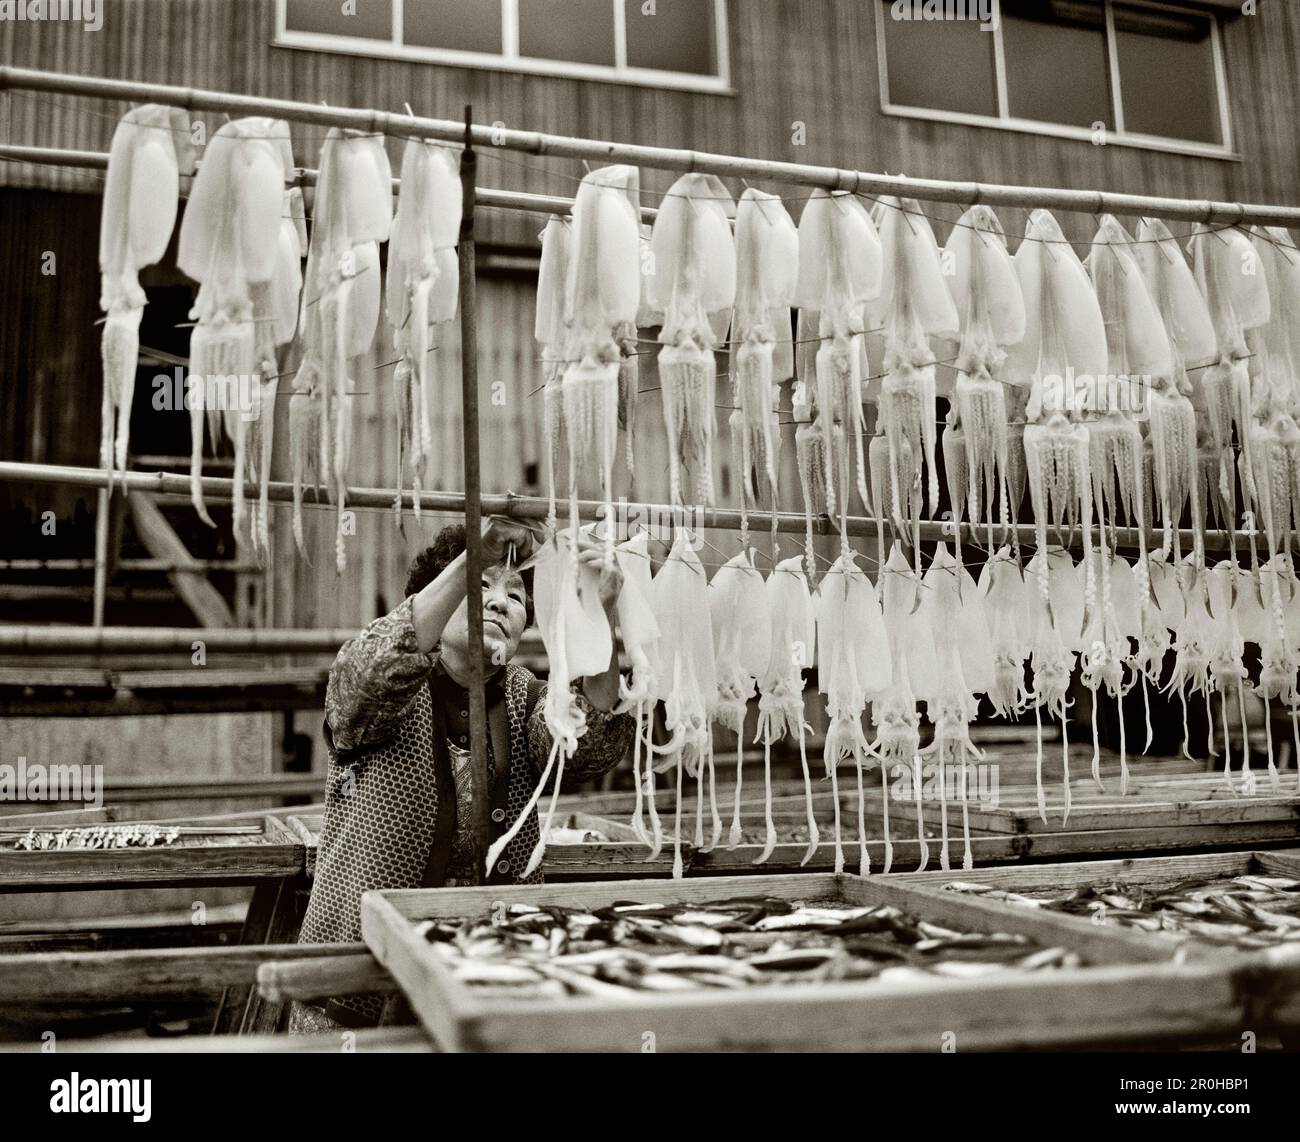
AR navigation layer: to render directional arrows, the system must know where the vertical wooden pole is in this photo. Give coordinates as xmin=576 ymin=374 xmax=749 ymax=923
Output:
xmin=92 ymin=392 xmax=113 ymax=627
xmin=457 ymin=106 xmax=491 ymax=878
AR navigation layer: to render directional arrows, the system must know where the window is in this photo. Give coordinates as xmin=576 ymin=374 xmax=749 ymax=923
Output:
xmin=877 ymin=0 xmax=1232 ymax=157
xmin=275 ymin=0 xmax=730 ymax=93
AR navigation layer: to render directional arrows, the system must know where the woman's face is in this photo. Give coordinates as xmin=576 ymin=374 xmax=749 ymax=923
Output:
xmin=443 ymin=563 xmax=529 ymax=669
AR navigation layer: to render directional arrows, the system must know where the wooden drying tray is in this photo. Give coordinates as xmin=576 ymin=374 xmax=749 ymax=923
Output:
xmin=836 ymin=752 xmax=1300 ymax=860
xmin=285 ymin=810 xmax=685 ymax=881
xmin=360 ymin=872 xmax=1300 ymax=1052
xmin=879 ymin=848 xmax=1300 ymax=960
xmin=0 ymin=814 xmax=305 ymax=890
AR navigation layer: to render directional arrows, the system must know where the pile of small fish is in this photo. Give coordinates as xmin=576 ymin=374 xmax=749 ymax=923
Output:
xmin=415 ymin=896 xmax=1080 ymax=999
xmin=943 ymin=873 xmax=1300 ymax=948
xmin=8 ymin=824 xmax=183 ymax=851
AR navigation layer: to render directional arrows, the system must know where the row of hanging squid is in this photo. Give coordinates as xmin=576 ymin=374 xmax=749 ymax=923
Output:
xmin=515 ymin=162 xmax=1300 ymax=879
xmin=98 ymin=105 xmax=462 ymax=570
xmin=99 ymin=116 xmax=1300 ymax=878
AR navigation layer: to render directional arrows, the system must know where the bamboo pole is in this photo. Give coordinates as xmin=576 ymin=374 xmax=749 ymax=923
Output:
xmin=0 ymin=626 xmax=356 ymax=653
xmin=0 ymin=458 xmax=1244 ymax=554
xmin=0 ymin=143 xmax=645 ymax=220
xmin=2 ymin=66 xmax=1299 ymax=226
xmin=458 ymin=107 xmax=493 ymax=879
xmin=0 ymin=558 xmax=265 ymax=572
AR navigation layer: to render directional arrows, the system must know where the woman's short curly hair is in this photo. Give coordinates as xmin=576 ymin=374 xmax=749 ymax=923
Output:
xmin=405 ymin=524 xmax=534 ymax=626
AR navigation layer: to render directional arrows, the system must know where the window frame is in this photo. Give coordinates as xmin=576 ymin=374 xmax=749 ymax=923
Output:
xmin=875 ymin=0 xmax=1236 ymax=160
xmin=273 ymin=0 xmax=733 ymax=94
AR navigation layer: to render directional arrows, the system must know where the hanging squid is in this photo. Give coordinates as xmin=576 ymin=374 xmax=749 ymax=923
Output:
xmin=1165 ymin=555 xmax=1216 ymax=762
xmin=244 ymin=182 xmax=305 ymax=559
xmin=815 ymin=548 xmax=890 ymax=874
xmin=652 ymin=173 xmax=736 ymax=507
xmin=562 ymin=166 xmax=642 ymax=558
xmin=919 ymin=544 xmax=993 ymax=871
xmin=1085 ymin=215 xmax=1168 ymax=618
xmin=730 ymin=188 xmax=798 ymax=534
xmin=487 ymin=528 xmax=612 ymax=878
xmin=1245 ymin=227 xmax=1300 ymax=559
xmin=1187 ymin=224 xmax=1270 ymax=541
xmin=1134 ymin=218 xmax=1218 ymax=563
xmin=978 ymin=544 xmax=1032 ymax=721
xmin=753 ymin=555 xmax=817 ymax=865
xmin=791 ymin=309 xmax=837 ymax=570
xmin=99 ymin=104 xmax=191 ymax=492
xmin=535 ymin=215 xmax=572 ymax=529
xmin=1206 ymin=560 xmax=1257 ymax=793
xmin=293 ymin=128 xmax=392 ymax=569
xmin=871 ymin=545 xmax=939 ymax=869
xmin=1023 ymin=548 xmax=1085 ymax=822
xmin=1079 ymin=550 xmax=1141 ymax=792
xmin=648 ymin=529 xmax=717 ymax=878
xmin=794 ymin=191 xmax=881 ymax=568
xmin=1006 ymin=210 xmax=1109 ymax=613
xmin=611 ymin=531 xmax=663 ymax=853
xmin=386 ymin=139 xmax=461 ymax=523
xmin=177 ymin=117 xmax=291 ymax=531
xmin=1253 ymin=555 xmax=1300 ymax=791
xmin=942 ymin=205 xmax=1026 ymax=550
xmin=708 ymin=551 xmax=771 ymax=849
xmin=874 ymin=197 xmax=958 ymax=550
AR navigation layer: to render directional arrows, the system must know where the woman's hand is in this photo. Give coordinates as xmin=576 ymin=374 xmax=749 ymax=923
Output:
xmin=575 ymin=533 xmax=624 ymax=711
xmin=576 ymin=533 xmax=623 ymax=615
xmin=482 ymin=517 xmax=538 ymax=567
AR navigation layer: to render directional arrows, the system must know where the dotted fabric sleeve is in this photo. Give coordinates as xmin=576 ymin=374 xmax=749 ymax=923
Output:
xmin=325 ymin=595 xmax=439 ymax=754
xmin=525 ymin=683 xmax=637 ymax=785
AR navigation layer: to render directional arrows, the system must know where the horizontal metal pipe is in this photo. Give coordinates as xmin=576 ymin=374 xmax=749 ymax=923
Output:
xmin=0 ymin=460 xmax=1242 ymax=554
xmin=0 ymin=624 xmax=357 ymax=653
xmin=0 ymin=557 xmax=265 ymax=572
xmin=2 ymin=66 xmax=1297 ymax=226
xmin=0 ymin=142 xmax=631 ymax=220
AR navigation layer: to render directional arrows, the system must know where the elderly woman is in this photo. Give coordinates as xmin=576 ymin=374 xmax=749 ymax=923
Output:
xmin=293 ymin=520 xmax=635 ymax=1029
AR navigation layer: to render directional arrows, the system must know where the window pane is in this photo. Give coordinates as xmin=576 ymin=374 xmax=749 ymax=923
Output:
xmin=880 ymin=0 xmax=997 ymax=117
xmin=1003 ymin=0 xmax=1112 ymax=129
xmin=1115 ymin=5 xmax=1220 ymax=143
xmin=404 ymin=0 xmax=503 ymax=54
xmin=286 ymin=0 xmax=392 ymax=39
xmin=518 ymin=0 xmax=616 ymax=66
xmin=624 ymin=0 xmax=715 ymax=75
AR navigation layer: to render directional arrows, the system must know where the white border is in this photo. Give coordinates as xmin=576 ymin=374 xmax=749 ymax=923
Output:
xmin=273 ymin=0 xmax=733 ymax=96
xmin=875 ymin=0 xmax=1237 ymax=161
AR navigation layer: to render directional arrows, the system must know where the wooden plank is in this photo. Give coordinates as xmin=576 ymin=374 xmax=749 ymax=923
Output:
xmin=459 ymin=962 xmax=1242 ymax=1053
xmin=244 ymin=875 xmax=310 ymax=1034
xmin=361 ymin=874 xmax=1263 ymax=1052
xmin=0 ymin=806 xmax=118 ymax=827
xmin=256 ymin=953 xmax=395 ymax=1003
xmin=0 ymin=815 xmax=305 ymax=890
xmin=690 ymin=833 xmax=1021 ymax=874
xmin=0 ymin=942 xmax=366 ymax=1002
xmin=0 ymin=1026 xmax=432 ymax=1053
xmin=1015 ymin=820 xmax=1300 ymax=858
xmin=128 ymin=492 xmax=233 ymax=627
xmin=889 ymin=850 xmax=1260 ymax=891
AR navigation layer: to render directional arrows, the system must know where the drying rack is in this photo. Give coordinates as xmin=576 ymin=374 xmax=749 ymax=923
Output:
xmin=1 ymin=63 xmax=1297 ymax=865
